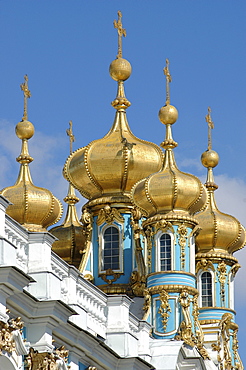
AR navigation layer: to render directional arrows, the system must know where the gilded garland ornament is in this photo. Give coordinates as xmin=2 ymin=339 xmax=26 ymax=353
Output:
xmin=177 ymin=224 xmax=188 ymax=270
xmin=158 ymin=290 xmax=171 ymax=332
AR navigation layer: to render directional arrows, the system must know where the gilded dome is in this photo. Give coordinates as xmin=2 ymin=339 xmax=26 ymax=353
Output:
xmin=0 ymin=76 xmax=63 ymax=232
xmin=50 ymin=184 xmax=87 ymax=269
xmin=63 ymin=57 xmax=164 ymax=207
xmin=131 ymin=110 xmax=207 ymax=219
xmin=196 ymin=149 xmax=245 ymax=255
xmin=1 ymin=121 xmax=63 ymax=232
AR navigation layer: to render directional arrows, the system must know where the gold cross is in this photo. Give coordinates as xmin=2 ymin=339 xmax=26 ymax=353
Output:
xmin=205 ymin=107 xmax=214 ymax=150
xmin=66 ymin=120 xmax=75 ymax=154
xmin=164 ymin=59 xmax=172 ymax=105
xmin=113 ymin=11 xmax=126 ymax=58
xmin=20 ymin=75 xmax=31 ymax=120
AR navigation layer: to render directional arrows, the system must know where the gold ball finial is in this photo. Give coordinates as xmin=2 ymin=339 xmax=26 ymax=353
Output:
xmin=158 ymin=104 xmax=178 ymax=125
xmin=15 ymin=120 xmax=35 ymax=140
xmin=109 ymin=58 xmax=132 ymax=81
xmin=201 ymin=149 xmax=219 ymax=168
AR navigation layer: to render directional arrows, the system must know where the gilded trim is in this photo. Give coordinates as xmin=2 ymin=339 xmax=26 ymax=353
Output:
xmin=148 ymin=284 xmax=198 ymax=296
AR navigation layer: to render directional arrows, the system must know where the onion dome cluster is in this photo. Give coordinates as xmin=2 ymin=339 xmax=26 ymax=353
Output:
xmin=1 ymin=76 xmax=62 ymax=232
xmin=63 ymin=52 xmax=163 ymax=208
xmin=196 ymin=148 xmax=245 ymax=255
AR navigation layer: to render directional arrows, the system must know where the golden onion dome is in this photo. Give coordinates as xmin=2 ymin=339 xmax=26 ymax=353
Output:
xmin=131 ymin=60 xmax=207 ymax=220
xmin=50 ymin=122 xmax=89 ymax=269
xmin=63 ymin=13 xmax=164 ymax=207
xmin=196 ymin=108 xmax=245 ymax=255
xmin=0 ymin=75 xmax=63 ymax=232
xmin=50 ymin=183 xmax=86 ymax=268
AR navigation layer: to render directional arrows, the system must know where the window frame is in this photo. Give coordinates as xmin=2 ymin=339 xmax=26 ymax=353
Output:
xmin=155 ymin=231 xmax=174 ymax=272
xmin=198 ymin=269 xmax=215 ymax=308
xmin=99 ymin=223 xmax=123 ymax=274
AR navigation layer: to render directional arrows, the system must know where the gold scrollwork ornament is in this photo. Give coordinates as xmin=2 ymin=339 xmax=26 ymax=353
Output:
xmin=97 ymin=204 xmax=124 ymax=226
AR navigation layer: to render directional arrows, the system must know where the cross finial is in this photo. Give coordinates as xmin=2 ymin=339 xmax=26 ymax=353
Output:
xmin=113 ymin=10 xmax=126 ymax=58
xmin=66 ymin=120 xmax=75 ymax=154
xmin=20 ymin=75 xmax=31 ymax=120
xmin=205 ymin=107 xmax=214 ymax=150
xmin=164 ymin=59 xmax=172 ymax=105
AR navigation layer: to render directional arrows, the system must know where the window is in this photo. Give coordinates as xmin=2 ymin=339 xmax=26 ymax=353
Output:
xmin=102 ymin=226 xmax=120 ymax=271
xmin=201 ymin=271 xmax=213 ymax=307
xmin=159 ymin=234 xmax=172 ymax=271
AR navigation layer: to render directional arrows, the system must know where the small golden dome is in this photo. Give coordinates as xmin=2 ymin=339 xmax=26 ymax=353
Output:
xmin=109 ymin=57 xmax=132 ymax=81
xmin=50 ymin=184 xmax=87 ymax=269
xmin=196 ymin=107 xmax=245 ymax=255
xmin=196 ymin=152 xmax=245 ymax=255
xmin=131 ymin=61 xmax=207 ymax=220
xmin=158 ymin=104 xmax=178 ymax=125
xmin=201 ymin=149 xmax=219 ymax=168
xmin=131 ymin=150 xmax=207 ymax=218
xmin=195 ymin=193 xmax=246 ymax=255
xmin=0 ymin=76 xmax=63 ymax=232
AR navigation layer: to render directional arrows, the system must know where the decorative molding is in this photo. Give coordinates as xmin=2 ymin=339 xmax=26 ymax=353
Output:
xmin=211 ymin=313 xmax=243 ymax=370
xmin=142 ymin=288 xmax=151 ymax=321
xmin=175 ymin=289 xmax=195 ymax=347
xmin=96 ymin=204 xmax=124 ymax=226
xmin=130 ymin=208 xmax=146 ymax=296
xmin=129 ymin=270 xmax=146 ymax=297
xmin=148 ymin=284 xmax=198 ymax=296
xmin=144 ymin=225 xmax=153 ymax=269
xmin=217 ymin=261 xmax=227 ymax=306
xmin=24 ymin=346 xmax=69 ymax=370
xmin=154 ymin=220 xmax=174 ymax=234
xmin=0 ymin=316 xmax=24 ymax=355
xmin=177 ymin=224 xmax=188 ymax=270
xmin=142 ymin=213 xmax=198 ymax=229
xmin=195 ymin=258 xmax=215 ymax=273
xmin=230 ymin=263 xmax=241 ymax=278
xmin=99 ymin=268 xmax=123 ymax=285
xmin=158 ymin=290 xmax=171 ymax=332
xmin=79 ymin=207 xmax=93 ymax=272
xmin=192 ymin=294 xmax=210 ymax=360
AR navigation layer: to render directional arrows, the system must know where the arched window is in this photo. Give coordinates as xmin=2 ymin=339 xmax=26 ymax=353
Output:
xmin=159 ymin=234 xmax=172 ymax=271
xmin=102 ymin=226 xmax=120 ymax=271
xmin=201 ymin=271 xmax=213 ymax=307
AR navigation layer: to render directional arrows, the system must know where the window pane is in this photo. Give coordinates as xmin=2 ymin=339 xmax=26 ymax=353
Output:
xmin=201 ymin=272 xmax=213 ymax=307
xmin=159 ymin=234 xmax=172 ymax=271
xmin=102 ymin=226 xmax=120 ymax=271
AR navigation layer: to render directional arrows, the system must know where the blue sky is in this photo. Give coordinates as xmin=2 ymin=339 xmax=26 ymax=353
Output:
xmin=0 ymin=0 xmax=245 ymax=362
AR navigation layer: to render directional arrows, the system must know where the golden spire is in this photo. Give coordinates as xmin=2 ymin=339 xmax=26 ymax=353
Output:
xmin=110 ymin=11 xmax=132 ymax=110
xmin=164 ymin=59 xmax=172 ymax=105
xmin=205 ymin=106 xmax=214 ymax=151
xmin=113 ymin=10 xmax=126 ymax=59
xmin=63 ymin=121 xmax=80 ymax=226
xmin=20 ymin=75 xmax=31 ymax=120
xmin=201 ymin=107 xmax=219 ymax=190
xmin=159 ymin=59 xmax=178 ymax=149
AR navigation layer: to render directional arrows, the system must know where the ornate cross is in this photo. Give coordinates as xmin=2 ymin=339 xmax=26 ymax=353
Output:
xmin=113 ymin=10 xmax=126 ymax=58
xmin=164 ymin=58 xmax=172 ymax=105
xmin=205 ymin=107 xmax=214 ymax=150
xmin=20 ymin=75 xmax=31 ymax=120
xmin=66 ymin=120 xmax=75 ymax=154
